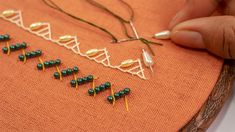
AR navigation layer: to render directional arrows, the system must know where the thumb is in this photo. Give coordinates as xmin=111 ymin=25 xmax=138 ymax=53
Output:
xmin=171 ymin=16 xmax=235 ymax=59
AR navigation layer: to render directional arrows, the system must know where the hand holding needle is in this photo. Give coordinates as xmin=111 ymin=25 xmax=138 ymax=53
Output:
xmin=153 ymin=0 xmax=235 ymax=60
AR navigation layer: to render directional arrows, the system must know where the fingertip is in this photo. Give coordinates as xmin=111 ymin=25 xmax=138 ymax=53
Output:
xmin=168 ymin=0 xmax=218 ymax=30
xmin=171 ymin=30 xmax=206 ymax=49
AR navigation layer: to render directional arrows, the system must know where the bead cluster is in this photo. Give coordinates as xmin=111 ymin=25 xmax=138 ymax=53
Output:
xmin=77 ymin=75 xmax=94 ymax=85
xmin=107 ymin=88 xmax=131 ymax=104
xmin=54 ymin=66 xmax=79 ymax=79
xmin=2 ymin=42 xmax=27 ymax=54
xmin=37 ymin=59 xmax=61 ymax=70
xmin=1 ymin=34 xmax=132 ymax=112
xmin=88 ymin=82 xmax=111 ymax=96
xmin=70 ymin=75 xmax=93 ymax=87
xmin=18 ymin=50 xmax=42 ymax=61
xmin=0 ymin=34 xmax=10 ymax=41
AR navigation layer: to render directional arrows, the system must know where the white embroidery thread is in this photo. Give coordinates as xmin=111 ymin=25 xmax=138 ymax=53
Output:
xmin=0 ymin=9 xmax=146 ymax=80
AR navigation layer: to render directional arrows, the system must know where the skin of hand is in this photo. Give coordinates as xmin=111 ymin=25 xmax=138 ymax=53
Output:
xmin=169 ymin=0 xmax=235 ymax=59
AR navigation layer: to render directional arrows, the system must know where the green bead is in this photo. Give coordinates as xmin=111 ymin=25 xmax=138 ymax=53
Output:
xmin=87 ymin=75 xmax=94 ymax=82
xmin=49 ymin=60 xmax=55 ymax=67
xmin=77 ymin=78 xmax=83 ymax=85
xmin=21 ymin=42 xmax=27 ymax=49
xmin=61 ymin=70 xmax=67 ymax=77
xmin=15 ymin=43 xmax=21 ymax=50
xmin=88 ymin=89 xmax=95 ymax=96
xmin=3 ymin=34 xmax=10 ymax=40
xmin=70 ymin=80 xmax=77 ymax=87
xmin=25 ymin=52 xmax=31 ymax=58
xmin=18 ymin=55 xmax=25 ymax=61
xmin=82 ymin=77 xmax=88 ymax=83
xmin=30 ymin=51 xmax=37 ymax=57
xmin=67 ymin=68 xmax=73 ymax=75
xmin=73 ymin=66 xmax=79 ymax=73
xmin=0 ymin=35 xmax=4 ymax=40
xmin=54 ymin=72 xmax=60 ymax=79
xmin=119 ymin=90 xmax=125 ymax=97
xmin=44 ymin=61 xmax=50 ymax=68
xmin=37 ymin=63 xmax=43 ymax=70
xmin=114 ymin=92 xmax=120 ymax=99
xmin=95 ymin=87 xmax=101 ymax=93
xmin=124 ymin=88 xmax=131 ymax=95
xmin=2 ymin=47 xmax=8 ymax=54
xmin=104 ymin=82 xmax=111 ymax=89
xmin=107 ymin=96 xmax=114 ymax=103
xmin=35 ymin=50 xmax=42 ymax=56
xmin=55 ymin=59 xmax=61 ymax=65
xmin=99 ymin=84 xmax=106 ymax=91
xmin=9 ymin=45 xmax=16 ymax=51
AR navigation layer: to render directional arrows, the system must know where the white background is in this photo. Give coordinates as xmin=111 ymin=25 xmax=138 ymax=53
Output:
xmin=207 ymin=83 xmax=235 ymax=132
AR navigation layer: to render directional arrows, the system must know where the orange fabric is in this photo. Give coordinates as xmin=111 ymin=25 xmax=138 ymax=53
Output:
xmin=0 ymin=0 xmax=223 ymax=131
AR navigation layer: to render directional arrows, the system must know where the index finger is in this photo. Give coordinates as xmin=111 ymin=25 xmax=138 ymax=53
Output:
xmin=169 ymin=0 xmax=221 ymax=29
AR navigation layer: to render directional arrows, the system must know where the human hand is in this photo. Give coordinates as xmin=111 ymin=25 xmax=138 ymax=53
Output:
xmin=156 ymin=0 xmax=235 ymax=59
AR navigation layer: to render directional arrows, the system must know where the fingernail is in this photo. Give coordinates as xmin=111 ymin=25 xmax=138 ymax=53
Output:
xmin=153 ymin=30 xmax=171 ymax=40
xmin=171 ymin=30 xmax=205 ymax=49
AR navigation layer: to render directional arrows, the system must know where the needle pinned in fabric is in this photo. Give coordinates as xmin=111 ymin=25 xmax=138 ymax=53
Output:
xmin=142 ymin=49 xmax=154 ymax=73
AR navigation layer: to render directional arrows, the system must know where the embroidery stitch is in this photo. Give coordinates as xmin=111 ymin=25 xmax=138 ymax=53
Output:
xmin=0 ymin=9 xmax=147 ymax=80
xmin=107 ymin=87 xmax=131 ymax=111
xmin=1 ymin=35 xmax=131 ymax=112
xmin=37 ymin=58 xmax=61 ymax=71
xmin=88 ymin=82 xmax=111 ymax=96
xmin=2 ymin=42 xmax=27 ymax=55
xmin=18 ymin=50 xmax=42 ymax=63
xmin=54 ymin=66 xmax=79 ymax=80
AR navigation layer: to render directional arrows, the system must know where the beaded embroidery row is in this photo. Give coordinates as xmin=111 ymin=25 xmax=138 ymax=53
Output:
xmin=0 ymin=35 xmax=131 ymax=111
xmin=0 ymin=9 xmax=147 ymax=80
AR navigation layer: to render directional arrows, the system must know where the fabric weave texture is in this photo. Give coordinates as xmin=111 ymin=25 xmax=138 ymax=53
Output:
xmin=0 ymin=0 xmax=223 ymax=131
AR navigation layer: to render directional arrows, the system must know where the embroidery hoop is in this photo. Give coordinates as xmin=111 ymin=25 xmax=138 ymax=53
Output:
xmin=0 ymin=9 xmax=147 ymax=80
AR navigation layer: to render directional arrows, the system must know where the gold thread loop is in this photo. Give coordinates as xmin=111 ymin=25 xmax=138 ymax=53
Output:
xmin=56 ymin=66 xmax=62 ymax=80
xmin=38 ymin=57 xmax=45 ymax=71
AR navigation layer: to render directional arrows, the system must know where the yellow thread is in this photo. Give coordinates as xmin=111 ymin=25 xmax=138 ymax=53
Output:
xmin=124 ymin=96 xmax=129 ymax=112
xmin=56 ymin=66 xmax=62 ymax=80
xmin=6 ymin=42 xmax=10 ymax=55
xmin=92 ymin=78 xmax=96 ymax=97
xmin=22 ymin=49 xmax=27 ymax=63
xmin=38 ymin=57 xmax=45 ymax=71
xmin=111 ymin=85 xmax=115 ymax=106
xmin=73 ymin=74 xmax=78 ymax=89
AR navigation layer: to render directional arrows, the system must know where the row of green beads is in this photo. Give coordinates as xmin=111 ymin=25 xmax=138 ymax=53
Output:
xmin=70 ymin=75 xmax=93 ymax=87
xmin=54 ymin=66 xmax=79 ymax=79
xmin=37 ymin=59 xmax=61 ymax=70
xmin=88 ymin=82 xmax=111 ymax=96
xmin=0 ymin=34 xmax=10 ymax=41
xmin=77 ymin=75 xmax=93 ymax=85
xmin=107 ymin=88 xmax=131 ymax=103
xmin=2 ymin=42 xmax=27 ymax=54
xmin=18 ymin=50 xmax=42 ymax=61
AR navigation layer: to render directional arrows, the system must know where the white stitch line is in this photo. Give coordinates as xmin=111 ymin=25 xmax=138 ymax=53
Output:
xmin=0 ymin=10 xmax=147 ymax=80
